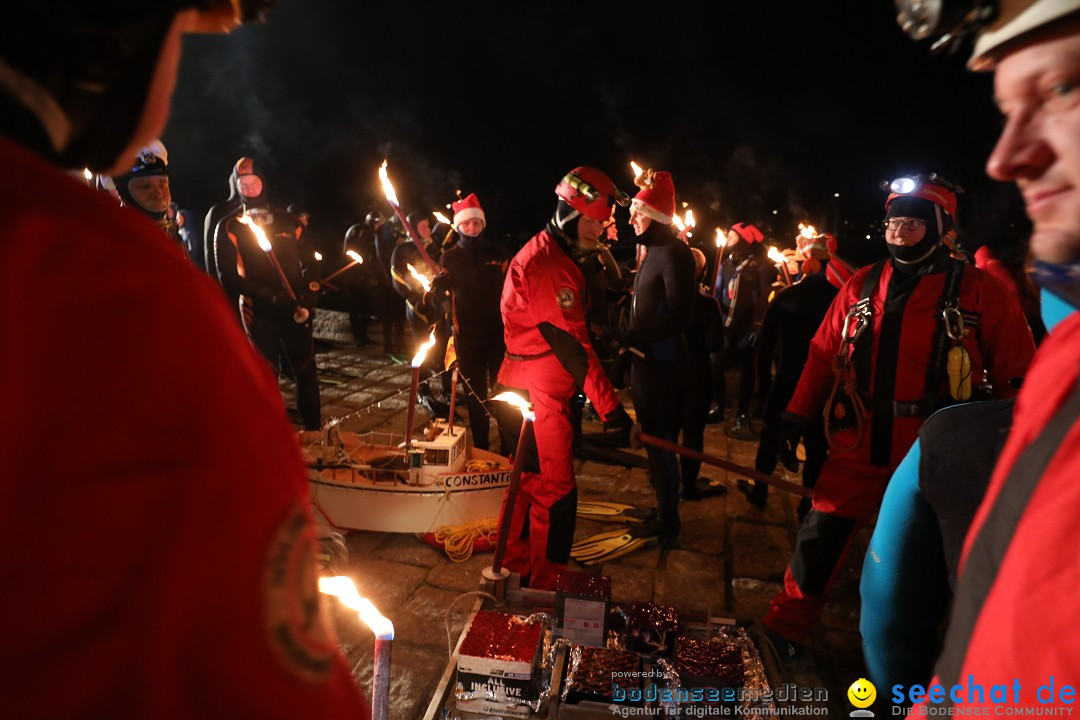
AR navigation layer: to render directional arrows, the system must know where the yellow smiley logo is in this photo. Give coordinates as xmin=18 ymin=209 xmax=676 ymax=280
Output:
xmin=847 ymin=678 xmax=877 ymax=708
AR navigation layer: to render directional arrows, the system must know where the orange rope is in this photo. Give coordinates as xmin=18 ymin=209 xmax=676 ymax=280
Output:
xmin=823 ymin=354 xmax=867 ymax=452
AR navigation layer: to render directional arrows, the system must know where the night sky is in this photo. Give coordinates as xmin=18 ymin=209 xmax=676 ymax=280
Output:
xmin=164 ymin=0 xmax=1030 ymax=265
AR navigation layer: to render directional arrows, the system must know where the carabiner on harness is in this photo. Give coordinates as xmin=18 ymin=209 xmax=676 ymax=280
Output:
xmin=942 ymin=304 xmax=965 ymax=341
xmin=843 ymin=298 xmax=872 ymax=346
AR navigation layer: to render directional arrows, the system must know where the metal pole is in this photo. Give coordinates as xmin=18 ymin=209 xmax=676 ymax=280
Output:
xmin=387 ymin=203 xmax=438 ymax=271
xmin=446 ymin=365 xmax=460 ymax=433
xmin=404 ymin=366 xmax=420 ymax=449
xmin=372 ymin=636 xmax=393 ymax=720
xmin=636 ymin=431 xmax=812 ymax=498
xmin=491 ymin=416 xmax=534 ymax=574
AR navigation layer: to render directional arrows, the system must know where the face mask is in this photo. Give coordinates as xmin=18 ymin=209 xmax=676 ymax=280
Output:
xmin=887 ymin=232 xmax=939 ymax=266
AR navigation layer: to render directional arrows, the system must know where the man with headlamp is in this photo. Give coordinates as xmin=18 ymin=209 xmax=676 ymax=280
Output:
xmin=762 ymin=172 xmax=1035 ymax=657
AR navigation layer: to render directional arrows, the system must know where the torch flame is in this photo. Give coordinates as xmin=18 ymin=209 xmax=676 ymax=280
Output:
xmin=715 ymin=228 xmax=727 ymax=248
xmin=345 ymin=250 xmax=363 ymax=264
xmin=799 ymin=223 xmax=818 ymax=239
xmin=315 ymin=251 xmax=323 ymax=262
xmin=493 ymin=391 xmax=537 ymax=422
xmin=433 ymin=210 xmax=452 ymax=226
xmin=83 ymin=168 xmax=93 ymax=181
xmin=238 ymin=213 xmax=272 ymax=252
xmin=685 ymin=209 xmax=696 ymax=228
xmin=672 ymin=215 xmax=686 ymax=232
xmin=406 ymin=263 xmax=432 ymax=292
xmin=630 ymin=161 xmax=643 ymax=179
xmin=767 ymin=246 xmax=787 ymax=265
xmin=411 ymin=329 xmax=437 ymax=368
xmin=318 ymin=576 xmax=394 ymax=640
xmin=378 ymin=160 xmax=400 ymax=208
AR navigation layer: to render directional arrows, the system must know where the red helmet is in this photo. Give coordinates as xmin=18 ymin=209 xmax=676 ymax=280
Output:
xmin=883 ymin=174 xmax=960 ymax=225
xmin=555 ymin=167 xmax=628 ymax=221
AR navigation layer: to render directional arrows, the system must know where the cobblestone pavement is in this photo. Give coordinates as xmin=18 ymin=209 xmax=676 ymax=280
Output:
xmin=291 ymin=313 xmax=871 ymax=719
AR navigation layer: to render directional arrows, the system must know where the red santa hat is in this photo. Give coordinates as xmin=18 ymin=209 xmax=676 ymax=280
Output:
xmin=630 ymin=169 xmax=676 ymax=225
xmin=824 ymin=233 xmax=857 ymax=289
xmin=730 ymin=222 xmax=764 ymax=244
xmin=452 ymin=193 xmax=485 ymax=226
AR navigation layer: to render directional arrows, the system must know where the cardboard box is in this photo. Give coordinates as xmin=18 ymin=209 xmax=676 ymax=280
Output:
xmin=456 ymin=611 xmax=543 ymax=718
xmin=556 ymin=572 xmax=611 ymax=648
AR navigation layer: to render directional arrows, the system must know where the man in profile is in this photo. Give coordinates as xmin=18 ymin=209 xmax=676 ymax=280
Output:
xmin=894 ymin=0 xmax=1080 ymax=706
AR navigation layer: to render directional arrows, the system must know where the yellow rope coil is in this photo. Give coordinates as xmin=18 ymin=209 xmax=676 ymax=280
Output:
xmin=432 ymin=517 xmax=499 ymax=563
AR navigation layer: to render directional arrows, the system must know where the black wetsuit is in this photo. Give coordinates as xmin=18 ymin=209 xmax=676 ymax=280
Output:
xmin=390 ymin=239 xmax=447 ymax=388
xmin=215 ymin=205 xmax=322 ymax=430
xmin=429 ymin=233 xmax=508 ymax=451
xmin=569 ymin=244 xmax=631 ymax=447
xmin=712 ymin=244 xmax=775 ymax=417
xmin=754 ymin=270 xmax=836 ymax=512
xmin=679 ymin=287 xmax=724 ymax=490
xmin=341 ymin=223 xmax=381 ymax=346
xmin=203 ymin=167 xmax=243 ymax=322
xmin=375 ymin=223 xmax=407 ymax=354
xmin=628 ymin=224 xmax=696 ymax=538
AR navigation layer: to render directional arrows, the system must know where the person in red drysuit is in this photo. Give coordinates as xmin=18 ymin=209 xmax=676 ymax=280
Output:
xmin=892 ymin=0 xmax=1080 ymax=710
xmin=495 ymin=167 xmax=634 ymax=589
xmin=763 ymin=174 xmax=1036 ymax=655
xmin=0 ymin=3 xmax=369 ymax=718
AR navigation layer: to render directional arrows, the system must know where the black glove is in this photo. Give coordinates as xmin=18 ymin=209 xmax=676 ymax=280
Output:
xmin=746 ymin=322 xmax=762 ymax=348
xmin=602 ymin=405 xmax=634 ymax=448
xmin=777 ymin=414 xmax=807 ymax=472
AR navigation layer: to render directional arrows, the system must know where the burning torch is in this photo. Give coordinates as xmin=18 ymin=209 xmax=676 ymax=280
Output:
xmin=378 ymin=160 xmax=439 ymax=270
xmin=406 ymin=263 xmax=432 ymax=293
xmin=711 ymin=228 xmax=728 ymax=293
xmin=404 ymin=329 xmax=438 ymax=451
xmin=486 ymin=391 xmax=537 ymax=587
xmin=322 ymin=250 xmax=364 ymax=285
xmin=239 ymin=214 xmax=309 ymax=323
xmin=768 ymin=245 xmax=793 ymax=287
xmin=433 ymin=210 xmax=456 ymax=249
xmin=319 ymin=576 xmax=394 ymax=720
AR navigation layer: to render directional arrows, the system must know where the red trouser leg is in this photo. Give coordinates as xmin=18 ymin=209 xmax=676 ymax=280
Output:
xmin=764 ymin=454 xmax=891 ymax=645
xmin=497 ymin=388 xmax=577 ymax=590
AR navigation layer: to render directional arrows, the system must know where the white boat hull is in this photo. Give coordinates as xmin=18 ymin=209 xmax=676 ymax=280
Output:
xmin=306 ymin=442 xmax=512 ymax=534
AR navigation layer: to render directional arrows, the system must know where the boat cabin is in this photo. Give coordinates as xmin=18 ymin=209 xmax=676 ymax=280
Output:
xmin=411 ymin=420 xmax=468 ymax=478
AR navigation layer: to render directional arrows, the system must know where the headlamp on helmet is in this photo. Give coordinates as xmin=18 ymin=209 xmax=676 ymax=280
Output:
xmin=882 ymin=173 xmax=963 ymax=238
xmin=554 ymin=167 xmax=624 ymax=222
xmin=894 ymin=0 xmax=998 ymax=52
xmin=895 ymin=0 xmax=1080 ymax=67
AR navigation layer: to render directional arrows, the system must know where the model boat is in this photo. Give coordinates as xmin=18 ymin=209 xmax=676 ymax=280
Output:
xmin=300 ymin=419 xmax=511 ymax=534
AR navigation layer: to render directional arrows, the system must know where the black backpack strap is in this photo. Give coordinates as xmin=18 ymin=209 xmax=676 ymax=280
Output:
xmin=851 ymin=260 xmax=887 ymax=398
xmin=923 ymin=258 xmax=966 ymax=405
xmin=937 ymin=380 xmax=1080 ymax=700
